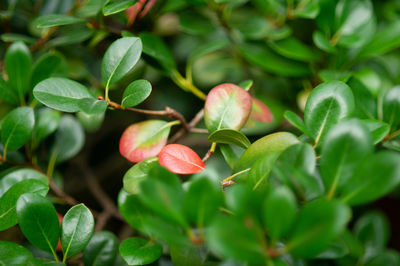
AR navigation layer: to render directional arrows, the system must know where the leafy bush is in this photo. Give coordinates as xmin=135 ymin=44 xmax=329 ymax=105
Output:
xmin=1 ymin=0 xmax=400 ymax=265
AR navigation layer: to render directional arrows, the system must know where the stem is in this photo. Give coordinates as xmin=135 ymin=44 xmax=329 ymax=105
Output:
xmin=105 ymin=80 xmax=111 ymax=102
xmin=50 ymin=246 xmax=59 ymax=262
xmin=171 ymin=70 xmax=206 ymax=100
xmin=221 ymin=168 xmax=251 ymax=188
xmin=47 ymin=151 xmax=58 ymax=178
xmin=202 ymin=142 xmax=217 ymax=162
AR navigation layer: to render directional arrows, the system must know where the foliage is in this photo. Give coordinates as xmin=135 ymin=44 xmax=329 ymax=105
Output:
xmin=1 ymin=0 xmax=400 ymax=265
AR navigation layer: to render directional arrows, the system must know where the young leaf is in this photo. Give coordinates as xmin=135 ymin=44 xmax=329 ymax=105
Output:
xmin=284 ymin=110 xmax=306 ymax=133
xmin=341 ymin=151 xmax=400 ymax=205
xmin=78 ymin=98 xmax=107 ymax=115
xmin=382 ymin=86 xmax=400 ymax=128
xmin=34 ymin=14 xmax=85 ymax=28
xmin=101 ymin=37 xmax=142 ymax=86
xmin=204 ymin=83 xmax=252 ymax=133
xmin=0 ymin=168 xmax=48 ymax=197
xmin=287 ymin=199 xmax=351 ymax=258
xmin=304 ymin=81 xmax=355 ymax=145
xmin=33 ymin=77 xmax=93 ymax=112
xmin=1 ymin=107 xmax=35 ymax=151
xmin=123 ymin=157 xmax=158 ymax=194
xmin=263 ymin=186 xmax=297 ymax=241
xmin=16 ymin=193 xmax=60 ymax=254
xmin=83 ymin=231 xmax=118 ymax=266
xmin=238 ymin=80 xmax=253 ymax=91
xmin=320 ymin=120 xmax=374 ymax=198
xmin=121 ymin=79 xmax=152 ymax=107
xmin=208 ymin=129 xmax=251 ymax=149
xmin=158 ymin=144 xmax=205 ymax=174
xmin=51 ymin=115 xmax=85 ymax=163
xmin=103 ymin=0 xmax=138 ymax=16
xmin=119 ymin=120 xmax=171 ymax=163
xmin=119 ymin=238 xmax=162 ymax=265
xmin=5 ymin=41 xmax=32 ymax=98
xmin=0 ymin=179 xmax=48 ymax=231
xmin=0 ymin=241 xmax=35 ymax=265
xmin=361 ymin=119 xmax=390 ymax=144
xmin=61 ymin=204 xmax=94 ymax=259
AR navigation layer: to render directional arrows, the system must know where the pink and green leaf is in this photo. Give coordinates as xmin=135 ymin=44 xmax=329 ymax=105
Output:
xmin=204 ymin=83 xmax=252 ymax=133
xmin=158 ymin=144 xmax=205 ymax=175
xmin=119 ymin=120 xmax=171 ymax=163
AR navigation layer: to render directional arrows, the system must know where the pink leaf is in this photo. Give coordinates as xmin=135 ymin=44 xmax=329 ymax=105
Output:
xmin=158 ymin=144 xmax=205 ymax=175
xmin=250 ymin=97 xmax=273 ymax=123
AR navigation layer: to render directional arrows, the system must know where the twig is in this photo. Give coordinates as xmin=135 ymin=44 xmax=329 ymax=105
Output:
xmin=202 ymin=142 xmax=217 ymax=163
xmin=169 ymin=108 xmax=205 ymax=143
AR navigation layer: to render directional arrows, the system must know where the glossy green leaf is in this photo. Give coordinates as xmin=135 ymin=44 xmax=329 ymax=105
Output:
xmin=287 ymin=199 xmax=351 ymax=258
xmin=101 ymin=37 xmax=142 ymax=87
xmin=204 ymin=83 xmax=252 ymax=133
xmin=102 ymin=0 xmax=138 ymax=16
xmin=320 ymin=120 xmax=373 ymax=198
xmin=269 ymin=37 xmax=320 ymax=62
xmin=313 ymin=31 xmax=337 ymax=53
xmin=16 ymin=193 xmax=60 ymax=254
xmin=382 ymin=86 xmax=400 ymax=128
xmin=354 ymin=211 xmax=389 ymax=253
xmin=139 ymin=32 xmax=176 ymax=71
xmin=78 ymin=98 xmax=107 ymax=115
xmin=5 ymin=41 xmax=32 ymax=98
xmin=118 ymin=190 xmax=150 ymax=232
xmin=119 ymin=120 xmax=171 ymax=163
xmin=51 ymin=115 xmax=85 ymax=163
xmin=77 ymin=112 xmax=105 ymax=133
xmin=31 ymin=52 xmax=66 ymax=87
xmin=0 ymin=179 xmax=48 ymax=231
xmin=219 ymin=144 xmax=241 ymax=169
xmin=263 ymin=186 xmax=296 ymax=241
xmin=61 ymin=204 xmax=94 ymax=259
xmin=361 ymin=119 xmax=390 ymax=144
xmin=83 ymin=231 xmax=118 ymax=266
xmin=32 ymin=108 xmax=61 ymax=145
xmin=123 ymin=157 xmax=158 ymax=194
xmin=0 ymin=168 xmax=48 ymax=197
xmin=119 ymin=238 xmax=162 ymax=266
xmin=121 ymin=79 xmax=152 ymax=107
xmin=293 ymin=0 xmax=319 ymax=18
xmin=34 ymin=15 xmax=84 ymax=28
xmin=33 ymin=77 xmax=92 ymax=113
xmin=208 ymin=129 xmax=251 ymax=149
xmin=184 ymin=177 xmax=223 ymax=227
xmin=0 ymin=241 xmax=34 ymax=266
xmin=1 ymin=107 xmax=35 ymax=151
xmin=348 ymin=78 xmax=376 ymax=119
xmin=284 ymin=110 xmax=306 ymax=133
xmin=238 ymin=80 xmax=253 ymax=91
xmin=341 ymin=151 xmax=400 ymax=205
xmin=0 ymin=77 xmax=18 ymax=104
xmin=304 ymin=81 xmax=355 ymax=145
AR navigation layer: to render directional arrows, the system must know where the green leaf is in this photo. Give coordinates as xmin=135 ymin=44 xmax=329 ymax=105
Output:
xmin=119 ymin=238 xmax=162 ymax=266
xmin=354 ymin=211 xmax=389 ymax=253
xmin=121 ymin=79 xmax=152 ymax=107
xmin=179 ymin=9 xmax=215 ymax=35
xmin=78 ymin=98 xmax=107 ymax=115
xmin=320 ymin=120 xmax=374 ymax=198
xmin=32 ymin=108 xmax=61 ymax=145
xmin=304 ymin=81 xmax=355 ymax=145
xmin=51 ymin=115 xmax=85 ymax=163
xmin=118 ymin=190 xmax=150 ymax=232
xmin=101 ymin=37 xmax=142 ymax=86
xmin=287 ymin=199 xmax=351 ymax=258
xmin=31 ymin=52 xmax=66 ymax=88
xmin=234 ymin=132 xmax=299 ymax=173
xmin=0 ymin=77 xmax=18 ymax=104
xmin=341 ymin=151 xmax=400 ymax=205
xmin=102 ymin=0 xmax=138 ymax=16
xmin=33 ymin=77 xmax=93 ymax=113
xmin=365 ymin=250 xmax=400 ymax=266
xmin=123 ymin=157 xmax=158 ymax=194
xmin=139 ymin=32 xmax=176 ymax=71
xmin=83 ymin=231 xmax=118 ymax=266
xmin=382 ymin=86 xmax=400 ymax=128
xmin=0 ymin=179 xmax=48 ymax=231
xmin=219 ymin=144 xmax=241 ymax=169
xmin=238 ymin=80 xmax=253 ymax=91
xmin=76 ymin=0 xmax=106 ymax=17
xmin=263 ymin=186 xmax=296 ymax=241
xmin=170 ymin=244 xmax=207 ymax=266
xmin=269 ymin=37 xmax=320 ymax=62
xmin=77 ymin=112 xmax=105 ymax=133
xmin=204 ymin=83 xmax=252 ymax=133
xmin=16 ymin=193 xmax=60 ymax=254
xmin=34 ymin=14 xmax=85 ymax=28
xmin=0 ymin=241 xmax=35 ymax=266
xmin=1 ymin=107 xmax=35 ymax=151
xmin=361 ymin=119 xmax=390 ymax=144
xmin=284 ymin=110 xmax=306 ymax=133
xmin=347 ymin=77 xmax=376 ymax=119
xmin=0 ymin=168 xmax=48 ymax=197
xmin=293 ymin=0 xmax=319 ymax=18
xmin=208 ymin=129 xmax=251 ymax=149
xmin=188 ymin=39 xmax=229 ymax=61
xmin=313 ymin=31 xmax=337 ymax=53
xmin=238 ymin=42 xmax=311 ymax=77
xmin=1 ymin=33 xmax=36 ymax=44
xmin=61 ymin=204 xmax=94 ymax=259
xmin=47 ymin=26 xmax=93 ymax=47
xmin=5 ymin=41 xmax=32 ymax=98
xmin=184 ymin=177 xmax=223 ymax=227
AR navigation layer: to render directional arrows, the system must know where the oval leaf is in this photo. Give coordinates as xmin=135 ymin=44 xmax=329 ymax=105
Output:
xmin=78 ymin=97 xmax=107 ymax=115
xmin=1 ymin=107 xmax=35 ymax=151
xmin=103 ymin=0 xmax=138 ymax=16
xmin=204 ymin=83 xmax=252 ymax=133
xmin=139 ymin=32 xmax=176 ymax=71
xmin=101 ymin=37 xmax=142 ymax=86
xmin=16 ymin=193 xmax=60 ymax=254
xmin=121 ymin=79 xmax=152 ymax=107
xmin=34 ymin=15 xmax=85 ymax=28
xmin=33 ymin=77 xmax=92 ymax=112
xmin=304 ymin=81 xmax=355 ymax=145
xmin=382 ymin=86 xmax=400 ymax=128
xmin=123 ymin=157 xmax=158 ymax=194
xmin=249 ymin=97 xmax=273 ymax=123
xmin=32 ymin=108 xmax=62 ymax=145
xmin=61 ymin=204 xmax=94 ymax=259
xmin=158 ymin=144 xmax=205 ymax=174
xmin=284 ymin=110 xmax=306 ymax=133
xmin=0 ymin=168 xmax=48 ymax=197
xmin=119 ymin=237 xmax=162 ymax=266
xmin=208 ymin=129 xmax=251 ymax=149
xmin=0 ymin=241 xmax=34 ymax=266
xmin=361 ymin=119 xmax=390 ymax=144
xmin=119 ymin=120 xmax=171 ymax=163
xmin=31 ymin=52 xmax=66 ymax=87
xmin=83 ymin=231 xmax=118 ymax=266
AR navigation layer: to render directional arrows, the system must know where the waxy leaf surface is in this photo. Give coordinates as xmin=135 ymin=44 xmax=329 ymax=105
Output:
xmin=158 ymin=144 xmax=205 ymax=174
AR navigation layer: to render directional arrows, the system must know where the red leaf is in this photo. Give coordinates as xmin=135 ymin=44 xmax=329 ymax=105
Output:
xmin=250 ymin=98 xmax=273 ymax=123
xmin=57 ymin=213 xmax=63 ymax=251
xmin=158 ymin=144 xmax=205 ymax=175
